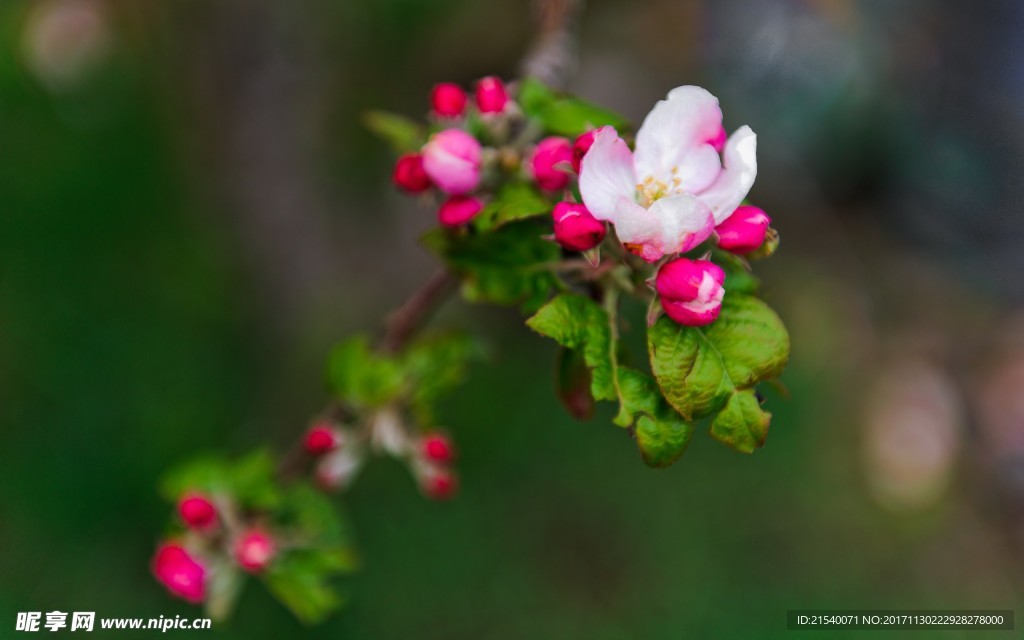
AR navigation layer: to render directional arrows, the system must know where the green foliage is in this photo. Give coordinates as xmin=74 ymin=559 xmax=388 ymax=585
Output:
xmin=327 ymin=336 xmax=405 ymax=408
xmin=473 ymin=182 xmax=552 ymax=231
xmin=401 ymin=332 xmax=485 ymax=425
xmin=647 ymin=293 xmax=790 ymax=453
xmin=363 ymin=110 xmax=426 ymax=153
xmin=423 ymin=219 xmax=561 ymax=312
xmin=526 ymin=294 xmax=616 ymax=402
xmin=518 ymin=77 xmax=630 ymax=137
xmin=612 ymin=367 xmax=693 ymax=468
xmin=160 ymin=449 xmax=280 ymax=509
xmin=711 ymin=249 xmax=760 ymax=295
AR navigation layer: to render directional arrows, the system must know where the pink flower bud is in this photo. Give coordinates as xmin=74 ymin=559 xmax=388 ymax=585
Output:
xmin=552 ymin=202 xmax=606 ymax=252
xmin=304 ymin=422 xmax=341 ymax=455
xmin=715 ymin=205 xmax=771 ymax=254
xmin=707 ymin=125 xmax=727 ymax=153
xmin=421 ymin=129 xmax=482 ymax=194
xmin=437 ymin=195 xmax=483 ymax=228
xmin=430 ymin=82 xmax=467 ymax=118
xmin=234 ymin=529 xmax=276 ymax=573
xmin=421 ymin=467 xmax=458 ymax=500
xmin=655 ymin=258 xmax=726 ymax=327
xmin=177 ymin=493 xmax=217 ymax=530
xmin=316 ymin=446 xmax=363 ymax=491
xmin=571 ymin=130 xmax=597 ymax=173
xmin=392 ymin=153 xmax=432 ymax=194
xmin=152 ymin=543 xmax=206 ymax=604
xmin=421 ymin=433 xmax=454 ymax=463
xmin=475 ymin=76 xmax=508 ymax=114
xmin=529 ymin=136 xmax=574 ymax=192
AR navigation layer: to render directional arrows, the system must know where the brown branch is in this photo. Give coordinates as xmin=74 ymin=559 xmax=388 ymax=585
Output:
xmin=379 ymin=269 xmax=458 ymax=354
xmin=520 ymin=0 xmax=585 ymax=90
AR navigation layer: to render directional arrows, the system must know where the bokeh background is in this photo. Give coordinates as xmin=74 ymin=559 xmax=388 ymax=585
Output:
xmin=2 ymin=0 xmax=1024 ymax=637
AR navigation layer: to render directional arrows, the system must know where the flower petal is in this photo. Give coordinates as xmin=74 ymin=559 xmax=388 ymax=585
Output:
xmin=613 ymin=194 xmax=714 ymax=262
xmin=634 ymin=86 xmax=723 ymax=191
xmin=578 ymin=126 xmax=636 ymax=221
xmin=696 ymin=125 xmax=757 ymax=224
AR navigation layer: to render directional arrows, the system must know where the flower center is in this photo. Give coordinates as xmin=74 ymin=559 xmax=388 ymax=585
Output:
xmin=636 ymin=167 xmax=684 ymax=207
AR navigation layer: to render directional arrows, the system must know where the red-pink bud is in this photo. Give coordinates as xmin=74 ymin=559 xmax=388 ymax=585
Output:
xmin=152 ymin=543 xmax=206 ymax=604
xmin=392 ymin=153 xmax=432 ymax=194
xmin=571 ymin=130 xmax=597 ymax=173
xmin=437 ymin=195 xmax=483 ymax=228
xmin=421 ymin=433 xmax=454 ymax=463
xmin=234 ymin=529 xmax=276 ymax=573
xmin=475 ymin=76 xmax=508 ymax=114
xmin=529 ymin=136 xmax=574 ymax=192
xmin=552 ymin=202 xmax=606 ymax=252
xmin=304 ymin=422 xmax=341 ymax=455
xmin=421 ymin=467 xmax=458 ymax=500
xmin=421 ymin=129 xmax=482 ymax=194
xmin=715 ymin=205 xmax=771 ymax=254
xmin=430 ymin=82 xmax=467 ymax=118
xmin=707 ymin=125 xmax=727 ymax=153
xmin=177 ymin=493 xmax=217 ymax=530
xmin=655 ymin=258 xmax=726 ymax=327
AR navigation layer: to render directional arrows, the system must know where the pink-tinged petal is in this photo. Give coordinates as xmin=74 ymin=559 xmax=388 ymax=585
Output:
xmin=578 ymin=126 xmax=636 ymax=222
xmin=421 ymin=129 xmax=482 ymax=195
xmin=613 ymin=194 xmax=714 ymax=262
xmin=634 ymin=86 xmax=723 ymax=190
xmin=656 ymin=259 xmax=725 ymax=327
xmin=695 ymin=125 xmax=757 ymax=224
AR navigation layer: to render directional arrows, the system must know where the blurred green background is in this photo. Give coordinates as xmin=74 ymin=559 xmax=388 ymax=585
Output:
xmin=2 ymin=0 xmax=1023 ymax=637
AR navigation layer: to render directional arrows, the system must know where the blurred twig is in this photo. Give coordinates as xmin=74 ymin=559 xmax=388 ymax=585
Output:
xmin=520 ymin=0 xmax=584 ymax=90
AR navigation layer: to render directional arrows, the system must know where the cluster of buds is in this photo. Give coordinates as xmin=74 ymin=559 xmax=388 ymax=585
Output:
xmin=303 ymin=420 xmax=365 ymax=491
xmin=152 ymin=492 xmax=278 ymax=604
xmin=413 ymin=432 xmax=458 ymax=500
xmin=390 ymin=76 xmax=607 ymax=253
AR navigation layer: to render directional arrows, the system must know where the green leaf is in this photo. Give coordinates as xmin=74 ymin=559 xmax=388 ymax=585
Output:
xmin=423 ymin=219 xmax=561 ymax=312
xmin=326 ymin=336 xmax=404 ymax=408
xmin=711 ymin=249 xmax=760 ymax=295
xmin=615 ymin=367 xmax=693 ymax=468
xmin=402 ymin=332 xmax=484 ymax=425
xmin=526 ymin=294 xmax=616 ymax=402
xmin=518 ymin=78 xmax=629 ymax=137
xmin=473 ymin=183 xmax=552 ymax=231
xmin=204 ymin=560 xmax=243 ymax=622
xmin=160 ymin=449 xmax=280 ymax=509
xmin=710 ymin=389 xmax=770 ymax=453
xmin=363 ymin=110 xmax=425 ymax=153
xmin=647 ymin=293 xmax=789 ymax=452
xmin=264 ymin=551 xmax=348 ymax=625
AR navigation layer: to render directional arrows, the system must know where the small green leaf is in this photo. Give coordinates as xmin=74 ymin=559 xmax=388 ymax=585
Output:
xmin=160 ymin=449 xmax=280 ymax=509
xmin=401 ymin=332 xmax=484 ymax=425
xmin=614 ymin=367 xmax=693 ymax=468
xmin=423 ymin=219 xmax=561 ymax=312
xmin=363 ymin=110 xmax=425 ymax=153
xmin=518 ymin=78 xmax=629 ymax=137
xmin=204 ymin=561 xmax=243 ymax=622
xmin=526 ymin=294 xmax=616 ymax=402
xmin=647 ymin=293 xmax=789 ymax=453
xmin=711 ymin=249 xmax=760 ymax=294
xmin=710 ymin=389 xmax=770 ymax=453
xmin=326 ymin=336 xmax=404 ymax=408
xmin=264 ymin=551 xmax=348 ymax=625
xmin=474 ymin=183 xmax=552 ymax=231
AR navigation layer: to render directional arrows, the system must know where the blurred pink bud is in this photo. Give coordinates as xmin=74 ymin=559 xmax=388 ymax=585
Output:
xmin=552 ymin=202 xmax=605 ymax=252
xmin=655 ymin=258 xmax=726 ymax=326
xmin=715 ymin=205 xmax=771 ymax=254
xmin=316 ymin=446 xmax=363 ymax=491
xmin=421 ymin=467 xmax=458 ymax=500
xmin=392 ymin=153 xmax=432 ymax=193
xmin=304 ymin=422 xmax=341 ymax=455
xmin=707 ymin=125 xmax=727 ymax=153
xmin=421 ymin=433 xmax=455 ymax=463
xmin=430 ymin=82 xmax=467 ymax=118
xmin=152 ymin=543 xmax=206 ymax=604
xmin=529 ymin=136 xmax=574 ymax=192
xmin=234 ymin=530 xmax=276 ymax=573
xmin=437 ymin=195 xmax=483 ymax=228
xmin=571 ymin=130 xmax=597 ymax=173
xmin=177 ymin=493 xmax=217 ymax=530
xmin=475 ymin=76 xmax=508 ymax=113
xmin=421 ymin=129 xmax=482 ymax=194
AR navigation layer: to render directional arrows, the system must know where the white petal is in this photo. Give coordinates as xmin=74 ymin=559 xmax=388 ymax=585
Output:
xmin=696 ymin=125 xmax=757 ymax=224
xmin=634 ymin=86 xmax=723 ymax=190
xmin=613 ymin=194 xmax=714 ymax=261
xmin=578 ymin=127 xmax=636 ymax=222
